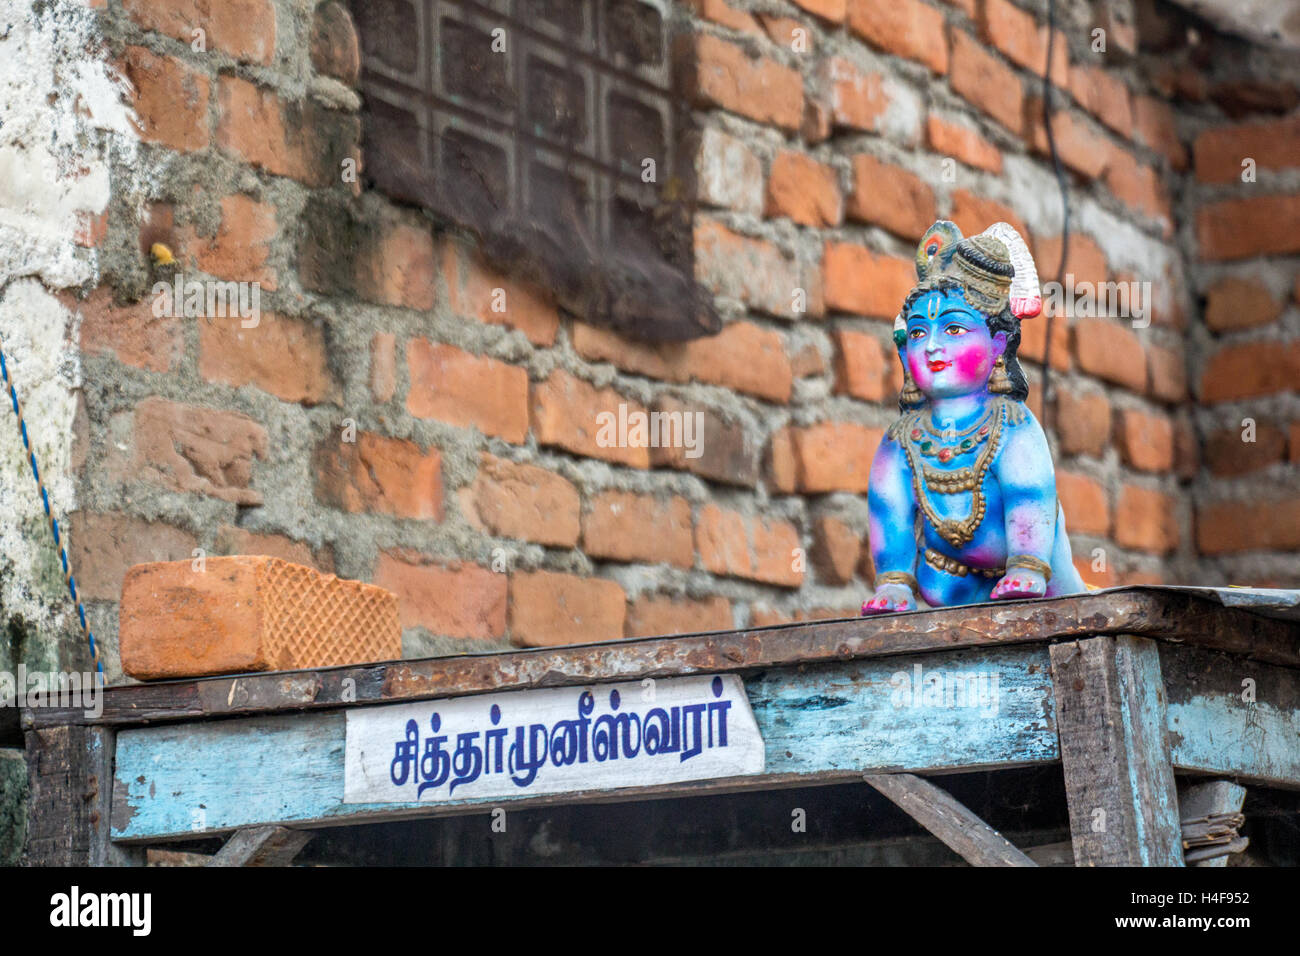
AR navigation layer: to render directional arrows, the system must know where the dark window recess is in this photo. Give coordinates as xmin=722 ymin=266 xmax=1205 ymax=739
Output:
xmin=351 ymin=0 xmax=720 ymax=341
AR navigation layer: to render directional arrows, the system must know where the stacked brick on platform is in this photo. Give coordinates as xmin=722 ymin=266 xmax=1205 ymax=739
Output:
xmin=40 ymin=0 xmax=1299 ymax=682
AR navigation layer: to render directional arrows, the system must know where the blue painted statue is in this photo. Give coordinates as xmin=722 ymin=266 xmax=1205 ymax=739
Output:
xmin=861 ymin=220 xmax=1088 ymax=614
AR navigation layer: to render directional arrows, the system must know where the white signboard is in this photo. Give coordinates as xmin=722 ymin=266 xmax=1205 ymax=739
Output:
xmin=343 ymin=674 xmax=765 ymax=804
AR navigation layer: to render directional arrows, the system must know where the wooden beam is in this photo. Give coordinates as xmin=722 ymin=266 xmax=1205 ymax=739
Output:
xmin=31 ymin=590 xmax=1300 ymax=730
xmin=208 ymin=826 xmax=312 ymax=866
xmin=22 ymin=724 xmax=140 ymax=866
xmin=112 ymin=646 xmax=1060 ymax=842
xmin=864 ymin=773 xmax=1037 ymax=866
xmin=1161 ymin=644 xmax=1300 ymax=789
xmin=1179 ymin=779 xmax=1247 ymax=867
xmin=1050 ymin=635 xmax=1184 ymax=866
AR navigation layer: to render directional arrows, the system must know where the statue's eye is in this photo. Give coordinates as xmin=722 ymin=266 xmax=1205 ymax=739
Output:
xmin=908 ymin=328 xmax=926 ymax=339
xmin=944 ymin=324 xmax=969 ymax=336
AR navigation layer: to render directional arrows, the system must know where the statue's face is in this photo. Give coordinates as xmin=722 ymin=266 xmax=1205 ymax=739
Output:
xmin=905 ymin=289 xmax=1006 ymax=399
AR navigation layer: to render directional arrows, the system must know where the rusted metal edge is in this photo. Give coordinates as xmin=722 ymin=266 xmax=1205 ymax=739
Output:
xmin=26 ymin=589 xmax=1300 ymax=730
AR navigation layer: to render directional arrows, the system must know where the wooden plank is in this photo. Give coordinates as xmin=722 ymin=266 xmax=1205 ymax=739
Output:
xmin=208 ymin=826 xmax=312 ymax=867
xmin=33 ymin=590 xmax=1300 ymax=730
xmin=1050 ymin=635 xmax=1184 ymax=867
xmin=112 ymin=646 xmax=1060 ymax=842
xmin=864 ymin=773 xmax=1037 ymax=866
xmin=22 ymin=724 xmax=140 ymax=866
xmin=1161 ymin=644 xmax=1300 ymax=789
xmin=1178 ymin=779 xmax=1247 ymax=868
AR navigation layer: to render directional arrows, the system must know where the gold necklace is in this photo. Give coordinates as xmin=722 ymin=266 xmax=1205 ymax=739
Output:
xmin=891 ymin=397 xmax=1008 ymax=549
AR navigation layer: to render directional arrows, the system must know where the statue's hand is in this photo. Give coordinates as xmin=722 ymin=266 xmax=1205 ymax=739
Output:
xmin=861 ymin=583 xmax=916 ymax=615
xmin=990 ymin=569 xmax=1047 ymax=600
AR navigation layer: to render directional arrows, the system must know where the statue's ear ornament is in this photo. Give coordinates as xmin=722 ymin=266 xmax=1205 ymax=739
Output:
xmin=979 ymin=222 xmax=1040 ymax=319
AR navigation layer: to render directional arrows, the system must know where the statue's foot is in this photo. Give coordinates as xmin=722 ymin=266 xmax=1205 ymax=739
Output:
xmin=860 ymin=584 xmax=915 ymax=615
xmin=990 ymin=569 xmax=1047 ymax=600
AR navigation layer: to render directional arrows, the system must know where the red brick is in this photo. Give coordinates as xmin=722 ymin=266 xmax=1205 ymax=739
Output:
xmin=686 ymin=321 xmax=793 ymax=403
xmin=1026 ymin=105 xmax=1109 ymax=180
xmin=846 ymin=154 xmax=936 ymax=240
xmin=375 ymin=552 xmax=506 ymax=640
xmin=530 ymin=370 xmax=650 ymax=468
xmin=823 ymin=241 xmax=916 ymax=319
xmin=1056 ymin=470 xmax=1110 ymax=537
xmin=626 ymin=594 xmax=733 ymax=638
xmin=694 ymin=219 xmax=809 ymax=319
xmin=1204 ymin=276 xmax=1283 ymax=333
xmin=442 ymin=242 xmax=560 ymax=346
xmin=810 ymin=515 xmax=861 ymax=585
xmin=310 ymin=0 xmax=359 ymax=84
xmin=370 ymin=332 xmax=396 ymax=403
xmin=179 ymin=193 xmax=278 ymax=288
xmin=926 ymin=114 xmax=1002 ymax=173
xmin=1067 ymin=62 xmax=1132 ymax=136
xmin=123 ymin=0 xmax=276 ymax=65
xmin=72 ymin=288 xmax=183 ymax=374
xmin=1116 ymin=408 xmax=1174 ymax=473
xmin=313 ymin=430 xmax=442 ymax=520
xmin=199 ymin=313 xmax=336 ymax=405
xmin=833 ymin=328 xmax=891 ymax=402
xmin=1196 ymin=499 xmax=1300 ymax=555
xmin=132 ymin=397 xmax=267 ymax=504
xmin=1016 ymin=308 xmax=1069 ymax=373
xmin=823 ymin=57 xmax=890 ymax=132
xmin=407 ymin=340 xmax=529 ymax=442
xmin=120 ymin=46 xmax=210 ymax=153
xmin=1072 ymin=318 xmax=1147 ymax=393
xmin=572 ymin=323 xmax=691 ymax=382
xmin=785 ymin=421 xmax=882 ymax=493
xmin=1132 ymin=95 xmax=1186 ymax=170
xmin=1035 ymin=233 xmax=1108 ymax=291
xmin=465 ymin=454 xmax=580 ymax=547
xmin=768 ymin=428 xmax=799 ymax=494
xmin=214 ymin=525 xmax=333 ymax=573
xmin=216 ymin=76 xmax=359 ymax=188
xmin=1146 ymin=345 xmax=1187 ymax=404
xmin=1199 ymin=342 xmax=1300 ymax=403
xmin=1204 ymin=424 xmax=1287 ymax=478
xmin=1194 ymin=115 xmax=1300 ymax=184
xmin=1054 ymin=391 xmax=1111 ymax=458
xmin=687 ymin=33 xmax=804 ymax=132
xmin=692 ymin=127 xmax=764 ymax=216
xmin=695 ymin=504 xmax=803 ymax=587
xmin=509 ymin=571 xmax=626 ymax=647
xmin=120 ymin=556 xmax=399 ymax=678
xmin=980 ymin=0 xmax=1067 ymax=83
xmin=582 ymin=492 xmax=694 ymax=568
xmin=1173 ymin=416 xmax=1198 ymax=481
xmin=1293 ymin=422 xmax=1300 ymax=464
xmin=1103 ymin=147 xmax=1172 ymax=230
xmin=1115 ymin=485 xmax=1179 ymax=553
xmin=358 ymin=222 xmax=437 ymax=311
xmin=686 ymin=0 xmax=763 ymax=35
xmin=766 ymin=151 xmax=843 ymax=227
xmin=949 ymin=191 xmax=1029 ymax=247
xmin=1197 ymin=194 xmax=1300 ymax=261
xmin=69 ymin=512 xmax=197 ymax=602
xmin=647 ymin=396 xmax=762 ymax=489
xmin=847 ymin=0 xmax=948 ymax=74
xmin=949 ymin=28 xmax=1023 ymax=134
xmin=759 ymin=15 xmax=813 ymax=52
xmin=792 ymin=0 xmax=847 ymax=22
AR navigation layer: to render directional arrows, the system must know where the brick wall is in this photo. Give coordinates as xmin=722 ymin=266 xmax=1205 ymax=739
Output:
xmin=11 ymin=0 xmax=1298 ymax=680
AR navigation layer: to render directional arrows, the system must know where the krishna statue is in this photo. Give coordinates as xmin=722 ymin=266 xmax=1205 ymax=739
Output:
xmin=860 ymin=219 xmax=1088 ymax=615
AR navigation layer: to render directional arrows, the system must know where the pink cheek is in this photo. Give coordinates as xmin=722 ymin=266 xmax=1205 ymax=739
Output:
xmin=949 ymin=344 xmax=991 ymax=388
xmin=907 ymin=350 xmax=930 ymax=384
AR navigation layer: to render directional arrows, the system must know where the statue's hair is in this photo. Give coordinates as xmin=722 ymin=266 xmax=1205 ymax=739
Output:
xmin=897 ymin=277 xmax=1030 ymax=411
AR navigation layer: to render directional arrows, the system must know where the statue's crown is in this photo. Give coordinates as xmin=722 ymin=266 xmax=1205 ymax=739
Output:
xmin=907 ymin=220 xmax=1041 ymax=321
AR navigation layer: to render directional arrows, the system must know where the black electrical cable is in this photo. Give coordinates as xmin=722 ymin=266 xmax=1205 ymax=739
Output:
xmin=1040 ymin=0 xmax=1069 ymax=432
